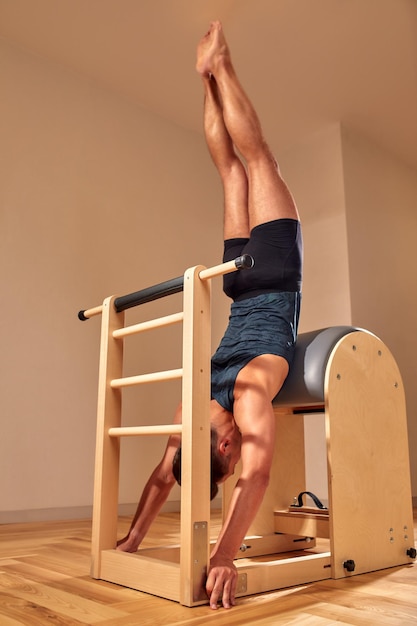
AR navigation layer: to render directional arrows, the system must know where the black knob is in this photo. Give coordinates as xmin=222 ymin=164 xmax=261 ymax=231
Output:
xmin=406 ymin=547 xmax=417 ymax=559
xmin=343 ymin=559 xmax=355 ymax=572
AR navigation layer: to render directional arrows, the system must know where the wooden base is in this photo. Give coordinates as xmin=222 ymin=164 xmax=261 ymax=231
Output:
xmin=95 ymin=545 xmax=332 ymax=606
xmin=100 ymin=550 xmax=180 ymax=603
xmin=2 ymin=512 xmax=417 ymax=624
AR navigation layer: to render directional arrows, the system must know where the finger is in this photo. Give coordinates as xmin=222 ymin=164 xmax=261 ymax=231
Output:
xmin=222 ymin=576 xmax=236 ymax=609
xmin=205 ymin=570 xmax=214 ymax=597
xmin=209 ymin=585 xmax=220 ymax=610
xmin=222 ymin=581 xmax=231 ymax=609
xmin=230 ymin=571 xmax=237 ymax=607
xmin=206 ymin=573 xmax=220 ymax=610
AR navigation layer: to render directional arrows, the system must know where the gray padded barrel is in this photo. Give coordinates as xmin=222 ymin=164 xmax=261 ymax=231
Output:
xmin=274 ymin=326 xmax=360 ymax=407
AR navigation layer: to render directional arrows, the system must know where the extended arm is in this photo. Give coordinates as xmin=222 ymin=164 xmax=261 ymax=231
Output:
xmin=206 ymin=370 xmax=278 ymax=608
xmin=206 ymin=350 xmax=288 ymax=610
xmin=117 ymin=407 xmax=181 ymax=552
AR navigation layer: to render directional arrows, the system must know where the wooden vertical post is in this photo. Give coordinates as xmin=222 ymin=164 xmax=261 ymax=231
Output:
xmin=179 ymin=266 xmax=212 ymax=606
xmin=91 ymin=296 xmax=125 ymax=578
xmin=247 ymin=411 xmax=307 ymax=537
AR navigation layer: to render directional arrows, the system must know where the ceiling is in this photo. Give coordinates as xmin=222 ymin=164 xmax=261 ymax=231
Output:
xmin=1 ymin=0 xmax=416 ymax=168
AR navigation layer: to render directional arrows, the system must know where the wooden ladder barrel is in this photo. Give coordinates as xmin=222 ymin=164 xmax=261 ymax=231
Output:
xmin=80 ymin=272 xmax=415 ymax=605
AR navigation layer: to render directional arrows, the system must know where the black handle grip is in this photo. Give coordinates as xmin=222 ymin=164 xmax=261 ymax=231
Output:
xmin=291 ymin=491 xmax=328 ymax=510
xmin=235 ymin=254 xmax=254 ymax=270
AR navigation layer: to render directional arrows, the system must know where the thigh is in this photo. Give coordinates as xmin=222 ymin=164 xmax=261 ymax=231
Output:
xmin=222 ymin=159 xmax=250 ymax=239
xmin=247 ymin=156 xmax=299 ymax=228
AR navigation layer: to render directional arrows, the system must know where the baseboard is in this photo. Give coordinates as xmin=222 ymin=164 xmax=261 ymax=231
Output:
xmin=0 ymin=506 xmax=94 ymax=525
xmin=0 ymin=497 xmax=223 ymax=525
xmin=2 ymin=495 xmax=411 ymax=526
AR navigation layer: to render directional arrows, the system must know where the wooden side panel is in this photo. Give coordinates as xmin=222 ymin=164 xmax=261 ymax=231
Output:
xmin=325 ymin=331 xmax=414 ymax=578
xmin=91 ymin=296 xmax=124 ymax=578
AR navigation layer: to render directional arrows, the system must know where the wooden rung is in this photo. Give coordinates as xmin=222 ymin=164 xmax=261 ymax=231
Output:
xmin=111 ymin=368 xmax=183 ymax=388
xmin=235 ymin=552 xmax=331 ymax=597
xmin=274 ymin=509 xmax=330 ymax=539
xmin=234 ymin=534 xmax=316 ymax=559
xmin=113 ymin=312 xmax=184 ymax=339
xmin=82 ymin=304 xmax=103 ymax=319
xmin=199 ymin=258 xmax=241 ymax=281
xmin=108 ymin=425 xmax=182 ymax=437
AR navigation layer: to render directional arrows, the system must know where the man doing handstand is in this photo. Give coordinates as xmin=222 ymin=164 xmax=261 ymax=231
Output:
xmin=117 ymin=21 xmax=303 ymax=610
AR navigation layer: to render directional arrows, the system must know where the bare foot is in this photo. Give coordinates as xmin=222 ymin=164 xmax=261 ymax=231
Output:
xmin=196 ymin=21 xmax=229 ymax=76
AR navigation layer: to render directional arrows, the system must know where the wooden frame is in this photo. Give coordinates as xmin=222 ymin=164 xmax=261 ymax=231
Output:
xmin=90 ymin=264 xmax=211 ymax=606
xmin=88 ymin=259 xmax=250 ymax=606
xmin=87 ymin=264 xmax=415 ymax=605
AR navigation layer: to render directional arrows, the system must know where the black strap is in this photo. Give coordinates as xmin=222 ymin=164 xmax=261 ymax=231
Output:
xmin=290 ymin=491 xmax=327 ymax=510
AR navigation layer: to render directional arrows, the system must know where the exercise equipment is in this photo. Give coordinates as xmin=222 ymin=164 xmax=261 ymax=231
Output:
xmin=79 ymin=260 xmax=415 ymax=606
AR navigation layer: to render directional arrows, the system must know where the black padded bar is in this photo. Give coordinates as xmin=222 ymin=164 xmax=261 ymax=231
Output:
xmin=78 ymin=254 xmax=253 ymax=320
xmin=114 ymin=276 xmax=184 ymax=313
xmin=273 ymin=326 xmax=360 ymax=408
xmin=114 ymin=254 xmax=253 ymax=312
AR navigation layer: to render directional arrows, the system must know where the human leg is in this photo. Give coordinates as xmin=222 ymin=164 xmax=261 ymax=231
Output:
xmin=202 ymin=74 xmax=249 ymax=239
xmin=197 ymin=22 xmax=299 ymax=229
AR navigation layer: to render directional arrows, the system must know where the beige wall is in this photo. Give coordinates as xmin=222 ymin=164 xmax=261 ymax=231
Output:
xmin=279 ymin=124 xmax=352 ymax=505
xmin=1 ymin=40 xmax=415 ymax=523
xmin=280 ymin=124 xmax=417 ymax=503
xmin=341 ymin=126 xmax=417 ymax=496
xmin=280 ymin=123 xmax=352 ymax=332
xmin=0 ymin=39 xmax=228 ymax=521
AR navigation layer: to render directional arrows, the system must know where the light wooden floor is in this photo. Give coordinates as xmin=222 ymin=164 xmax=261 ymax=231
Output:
xmin=0 ymin=510 xmax=416 ymax=625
